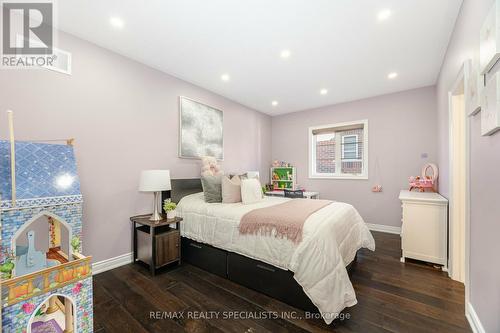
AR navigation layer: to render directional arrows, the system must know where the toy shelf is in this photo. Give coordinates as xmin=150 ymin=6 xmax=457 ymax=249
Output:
xmin=1 ymin=253 xmax=92 ymax=307
xmin=271 ymin=167 xmax=296 ymax=190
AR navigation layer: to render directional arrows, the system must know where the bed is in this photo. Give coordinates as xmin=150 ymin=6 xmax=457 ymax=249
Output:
xmin=163 ymin=178 xmax=375 ymax=324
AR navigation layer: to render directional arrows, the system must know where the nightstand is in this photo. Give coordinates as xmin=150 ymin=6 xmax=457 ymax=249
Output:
xmin=130 ymin=215 xmax=182 ymax=276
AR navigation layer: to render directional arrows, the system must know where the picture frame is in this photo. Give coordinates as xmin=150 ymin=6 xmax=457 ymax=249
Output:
xmin=480 ymin=0 xmax=500 ymax=74
xmin=480 ymin=72 xmax=500 ymax=135
xmin=178 ymin=96 xmax=224 ymax=160
xmin=465 ymin=58 xmax=482 ymax=116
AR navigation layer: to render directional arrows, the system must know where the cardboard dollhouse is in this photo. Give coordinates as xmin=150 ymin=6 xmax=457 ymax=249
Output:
xmin=1 ymin=138 xmax=93 ymax=332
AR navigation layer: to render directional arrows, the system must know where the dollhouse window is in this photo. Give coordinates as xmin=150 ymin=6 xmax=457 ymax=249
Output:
xmin=309 ymin=120 xmax=368 ymax=179
xmin=12 ymin=213 xmax=72 ymax=277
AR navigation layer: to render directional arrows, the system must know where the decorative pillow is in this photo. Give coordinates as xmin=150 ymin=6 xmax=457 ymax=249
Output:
xmin=241 ymin=178 xmax=263 ymax=204
xmin=201 ymin=175 xmax=222 ymax=203
xmin=222 ymin=175 xmax=241 ymax=203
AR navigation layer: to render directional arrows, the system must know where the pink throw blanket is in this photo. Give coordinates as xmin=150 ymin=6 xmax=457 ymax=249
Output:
xmin=239 ymin=199 xmax=332 ymax=243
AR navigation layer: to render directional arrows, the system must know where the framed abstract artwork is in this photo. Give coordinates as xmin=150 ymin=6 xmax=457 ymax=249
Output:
xmin=480 ymin=0 xmax=500 ymax=74
xmin=465 ymin=58 xmax=482 ymax=116
xmin=481 ymin=72 xmax=500 ymax=136
xmin=179 ymin=96 xmax=224 ymax=159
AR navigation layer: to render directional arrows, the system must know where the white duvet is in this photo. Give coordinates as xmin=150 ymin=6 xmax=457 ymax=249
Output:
xmin=177 ymin=193 xmax=375 ymax=324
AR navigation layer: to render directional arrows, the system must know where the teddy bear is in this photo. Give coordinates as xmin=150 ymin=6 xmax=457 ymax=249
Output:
xmin=200 ymin=156 xmax=224 ymax=177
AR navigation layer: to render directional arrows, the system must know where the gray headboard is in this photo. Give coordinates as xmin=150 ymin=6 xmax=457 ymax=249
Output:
xmin=162 ymin=178 xmax=203 ymax=204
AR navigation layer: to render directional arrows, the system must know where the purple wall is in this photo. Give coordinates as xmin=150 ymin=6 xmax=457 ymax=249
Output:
xmin=1 ymin=7 xmax=497 ymax=330
xmin=272 ymin=86 xmax=437 ymax=228
xmin=437 ymin=0 xmax=500 ymax=331
xmin=0 ymin=31 xmax=272 ymax=263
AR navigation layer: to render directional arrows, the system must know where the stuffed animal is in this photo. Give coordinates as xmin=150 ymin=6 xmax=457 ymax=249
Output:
xmin=201 ymin=156 xmax=224 ymax=177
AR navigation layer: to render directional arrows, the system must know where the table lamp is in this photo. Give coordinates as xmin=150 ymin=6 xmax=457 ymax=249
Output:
xmin=139 ymin=170 xmax=171 ymax=221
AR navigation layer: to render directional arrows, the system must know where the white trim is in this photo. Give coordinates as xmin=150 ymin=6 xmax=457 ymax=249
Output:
xmin=308 ymin=119 xmax=369 ymax=179
xmin=92 ymin=252 xmax=133 ymax=275
xmin=309 ymin=174 xmax=368 ymax=180
xmin=448 ymin=60 xmax=471 ymax=296
xmin=466 ymin=302 xmax=486 ymax=333
xmin=366 ymin=223 xmax=401 ymax=235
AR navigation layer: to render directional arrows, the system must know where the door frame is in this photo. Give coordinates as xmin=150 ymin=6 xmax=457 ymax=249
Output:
xmin=447 ymin=60 xmax=471 ymax=307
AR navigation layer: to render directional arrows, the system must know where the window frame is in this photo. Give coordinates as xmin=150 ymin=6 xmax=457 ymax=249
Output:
xmin=308 ymin=119 xmax=368 ymax=180
xmin=341 ymin=134 xmax=360 ymax=161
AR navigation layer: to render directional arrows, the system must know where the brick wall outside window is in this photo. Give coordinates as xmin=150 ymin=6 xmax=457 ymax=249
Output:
xmin=315 ymin=128 xmax=364 ymax=175
xmin=340 ymin=128 xmax=363 ymax=174
xmin=316 ymin=139 xmax=335 ymax=173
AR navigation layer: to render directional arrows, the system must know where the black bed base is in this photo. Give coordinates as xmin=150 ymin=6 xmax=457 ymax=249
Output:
xmin=165 ymin=179 xmax=357 ymax=313
xmin=181 ymin=237 xmax=357 ymax=313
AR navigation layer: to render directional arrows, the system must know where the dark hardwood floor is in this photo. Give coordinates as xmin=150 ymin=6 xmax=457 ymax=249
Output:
xmin=93 ymin=232 xmax=471 ymax=333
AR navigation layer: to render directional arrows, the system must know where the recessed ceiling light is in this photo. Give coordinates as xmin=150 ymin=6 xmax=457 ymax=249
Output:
xmin=221 ymin=73 xmax=230 ymax=82
xmin=271 ymin=101 xmax=279 ymax=106
xmin=109 ymin=17 xmax=125 ymax=29
xmin=387 ymin=72 xmax=398 ymax=79
xmin=280 ymin=49 xmax=291 ymax=59
xmin=377 ymin=9 xmax=392 ymax=21
xmin=320 ymin=89 xmax=328 ymax=95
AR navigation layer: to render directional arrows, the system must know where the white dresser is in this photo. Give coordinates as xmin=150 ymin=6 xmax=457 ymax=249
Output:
xmin=399 ymin=190 xmax=448 ymax=269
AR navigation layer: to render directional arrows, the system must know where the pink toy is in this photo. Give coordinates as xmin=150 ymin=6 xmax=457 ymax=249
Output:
xmin=409 ymin=163 xmax=438 ymax=192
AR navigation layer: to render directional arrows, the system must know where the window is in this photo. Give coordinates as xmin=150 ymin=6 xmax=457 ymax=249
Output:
xmin=309 ymin=120 xmax=368 ymax=179
xmin=342 ymin=135 xmax=359 ymax=160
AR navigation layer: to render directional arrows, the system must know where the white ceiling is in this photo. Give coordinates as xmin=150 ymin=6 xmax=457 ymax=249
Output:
xmin=54 ymin=0 xmax=463 ymax=115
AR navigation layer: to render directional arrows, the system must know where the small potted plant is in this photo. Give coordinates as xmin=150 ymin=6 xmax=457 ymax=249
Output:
xmin=71 ymin=236 xmax=81 ymax=253
xmin=163 ymin=199 xmax=177 ymax=219
xmin=0 ymin=247 xmax=15 ymax=280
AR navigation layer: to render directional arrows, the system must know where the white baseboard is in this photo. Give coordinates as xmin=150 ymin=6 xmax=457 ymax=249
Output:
xmin=466 ymin=302 xmax=486 ymax=333
xmin=366 ymin=223 xmax=401 ymax=235
xmin=92 ymin=252 xmax=133 ymax=275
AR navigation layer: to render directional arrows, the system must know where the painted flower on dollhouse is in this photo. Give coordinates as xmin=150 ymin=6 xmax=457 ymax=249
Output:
xmin=72 ymin=282 xmax=83 ymax=295
xmin=21 ymin=302 xmax=35 ymax=314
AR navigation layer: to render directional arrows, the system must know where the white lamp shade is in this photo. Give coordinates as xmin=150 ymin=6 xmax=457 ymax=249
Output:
xmin=139 ymin=170 xmax=171 ymax=192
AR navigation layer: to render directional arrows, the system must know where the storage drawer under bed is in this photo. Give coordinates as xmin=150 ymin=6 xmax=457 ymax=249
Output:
xmin=181 ymin=237 xmax=227 ymax=278
xmin=181 ymin=237 xmax=357 ymax=313
xmin=227 ymin=252 xmax=317 ymax=312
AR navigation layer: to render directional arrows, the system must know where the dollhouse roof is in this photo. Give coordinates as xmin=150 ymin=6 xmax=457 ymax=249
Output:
xmin=0 ymin=141 xmax=81 ymax=202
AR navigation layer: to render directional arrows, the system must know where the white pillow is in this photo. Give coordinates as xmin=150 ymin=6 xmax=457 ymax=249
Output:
xmin=241 ymin=178 xmax=263 ymax=204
